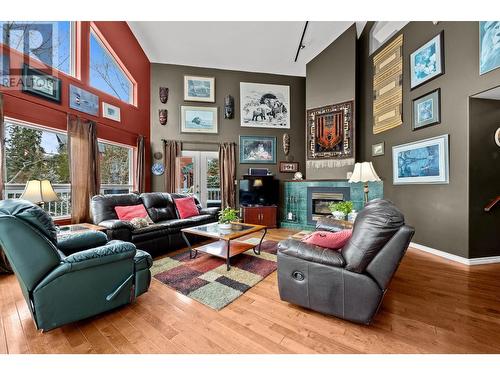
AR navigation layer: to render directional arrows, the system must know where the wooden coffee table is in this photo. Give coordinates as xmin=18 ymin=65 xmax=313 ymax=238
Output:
xmin=181 ymin=222 xmax=267 ymax=271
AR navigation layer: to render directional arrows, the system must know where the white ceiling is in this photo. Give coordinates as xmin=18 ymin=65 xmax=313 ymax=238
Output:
xmin=128 ymin=21 xmax=354 ymax=77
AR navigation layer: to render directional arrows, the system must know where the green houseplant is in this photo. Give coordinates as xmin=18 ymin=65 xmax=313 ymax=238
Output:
xmin=328 ymin=201 xmax=354 ymax=220
xmin=218 ymin=207 xmax=239 ymax=230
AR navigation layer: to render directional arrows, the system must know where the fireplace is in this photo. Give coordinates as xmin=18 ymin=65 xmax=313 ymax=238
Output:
xmin=307 ymin=187 xmax=350 ymax=225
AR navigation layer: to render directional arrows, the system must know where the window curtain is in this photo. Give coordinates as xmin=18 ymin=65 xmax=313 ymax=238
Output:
xmin=0 ymin=93 xmax=12 ymax=273
xmin=163 ymin=140 xmax=181 ymax=193
xmin=68 ymin=115 xmax=100 ymax=224
xmin=135 ymin=135 xmax=146 ymax=193
xmin=219 ymin=142 xmax=236 ymax=209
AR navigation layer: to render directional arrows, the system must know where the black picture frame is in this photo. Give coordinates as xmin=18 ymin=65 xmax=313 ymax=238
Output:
xmin=412 ymin=88 xmax=441 ymax=131
xmin=21 ymin=64 xmax=62 ymax=103
xmin=410 ymin=31 xmax=445 ymax=90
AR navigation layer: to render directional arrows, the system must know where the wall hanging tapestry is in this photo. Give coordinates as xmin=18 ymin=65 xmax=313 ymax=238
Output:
xmin=306 ymin=100 xmax=354 ymax=169
xmin=373 ymin=33 xmax=403 ymax=134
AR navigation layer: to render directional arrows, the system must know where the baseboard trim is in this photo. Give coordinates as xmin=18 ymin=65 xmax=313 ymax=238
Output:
xmin=409 ymin=242 xmax=500 ymax=266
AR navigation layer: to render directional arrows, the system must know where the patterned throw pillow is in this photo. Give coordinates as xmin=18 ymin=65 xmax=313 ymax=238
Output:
xmin=130 ymin=217 xmax=149 ymax=229
xmin=301 ymin=229 xmax=352 ymax=250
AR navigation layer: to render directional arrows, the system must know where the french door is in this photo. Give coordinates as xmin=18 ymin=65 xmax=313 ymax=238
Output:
xmin=176 ymin=151 xmax=221 ymax=208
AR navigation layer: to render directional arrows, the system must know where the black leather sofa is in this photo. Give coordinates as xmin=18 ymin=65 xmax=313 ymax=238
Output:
xmin=277 ymin=199 xmax=415 ymax=325
xmin=91 ymin=192 xmax=219 ymax=255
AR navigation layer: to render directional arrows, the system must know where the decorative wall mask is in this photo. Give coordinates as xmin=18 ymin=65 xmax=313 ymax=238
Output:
xmin=159 ymin=109 xmax=168 ymax=125
xmin=159 ymin=87 xmax=169 ymax=104
xmin=224 ymin=94 xmax=234 ymax=119
xmin=282 ymin=133 xmax=290 ymax=159
xmin=153 ymin=152 xmax=163 ymax=160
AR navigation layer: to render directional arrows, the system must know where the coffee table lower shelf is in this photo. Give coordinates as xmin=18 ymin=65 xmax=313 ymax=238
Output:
xmin=194 ymin=240 xmax=255 ymax=259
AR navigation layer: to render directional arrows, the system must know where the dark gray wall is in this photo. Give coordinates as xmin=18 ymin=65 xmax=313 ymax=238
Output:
xmin=305 ymin=24 xmax=357 ymax=180
xmin=468 ymin=98 xmax=500 ymax=258
xmin=358 ymin=22 xmax=500 ymax=258
xmin=150 ymin=63 xmax=306 ymax=193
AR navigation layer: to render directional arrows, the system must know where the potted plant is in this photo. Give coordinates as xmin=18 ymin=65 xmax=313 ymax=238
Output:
xmin=328 ymin=201 xmax=354 ymax=221
xmin=218 ymin=207 xmax=239 ymax=230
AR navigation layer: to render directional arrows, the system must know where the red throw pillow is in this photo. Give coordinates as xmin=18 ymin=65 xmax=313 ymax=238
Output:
xmin=115 ymin=204 xmax=150 ymax=221
xmin=174 ymin=197 xmax=200 ymax=219
xmin=301 ymin=230 xmax=352 ymax=250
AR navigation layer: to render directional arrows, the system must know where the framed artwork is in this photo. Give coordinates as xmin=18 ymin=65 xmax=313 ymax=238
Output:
xmin=0 ymin=52 xmax=9 ymax=87
xmin=392 ymin=134 xmax=449 ymax=185
xmin=239 ymin=135 xmax=276 ymax=164
xmin=410 ymin=32 xmax=444 ymax=89
xmin=69 ymin=84 xmax=99 ymax=116
xmin=184 ymin=75 xmax=215 ymax=102
xmin=372 ymin=142 xmax=385 ymax=156
xmin=240 ymin=82 xmax=290 ymax=129
xmin=412 ymin=88 xmax=441 ymax=130
xmin=479 ymin=21 xmax=500 ymax=75
xmin=102 ymin=102 xmax=121 ymax=122
xmin=180 ymin=105 xmax=218 ymax=134
xmin=21 ymin=64 xmax=62 ymax=102
xmin=279 ymin=161 xmax=299 ymax=173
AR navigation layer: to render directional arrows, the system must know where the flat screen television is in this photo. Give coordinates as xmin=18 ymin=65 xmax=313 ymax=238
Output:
xmin=239 ymin=176 xmax=278 ymax=206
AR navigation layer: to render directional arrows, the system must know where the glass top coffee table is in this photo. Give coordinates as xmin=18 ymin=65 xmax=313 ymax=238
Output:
xmin=181 ymin=222 xmax=267 ymax=271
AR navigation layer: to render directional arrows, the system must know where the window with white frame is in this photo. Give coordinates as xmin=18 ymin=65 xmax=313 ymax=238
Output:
xmin=3 ymin=119 xmax=71 ymax=218
xmin=98 ymin=140 xmax=134 ymax=194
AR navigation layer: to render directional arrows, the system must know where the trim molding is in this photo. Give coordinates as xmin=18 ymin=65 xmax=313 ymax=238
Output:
xmin=410 ymin=242 xmax=500 ymax=266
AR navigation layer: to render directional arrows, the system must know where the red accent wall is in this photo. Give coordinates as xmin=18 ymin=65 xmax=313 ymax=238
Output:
xmin=0 ymin=21 xmax=151 ymax=194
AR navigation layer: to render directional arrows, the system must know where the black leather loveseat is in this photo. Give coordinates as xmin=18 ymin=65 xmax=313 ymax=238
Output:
xmin=277 ymin=199 xmax=414 ymax=325
xmin=91 ymin=192 xmax=219 ymax=255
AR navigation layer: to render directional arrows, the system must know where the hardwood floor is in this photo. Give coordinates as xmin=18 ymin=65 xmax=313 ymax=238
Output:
xmin=1 ymin=228 xmax=500 ymax=354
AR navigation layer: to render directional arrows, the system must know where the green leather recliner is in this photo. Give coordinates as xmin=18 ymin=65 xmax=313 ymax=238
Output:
xmin=0 ymin=199 xmax=153 ymax=331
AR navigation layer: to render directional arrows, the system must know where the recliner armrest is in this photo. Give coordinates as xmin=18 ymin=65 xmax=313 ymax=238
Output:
xmin=99 ymin=219 xmax=134 ymax=230
xmin=57 ymin=230 xmax=108 ymax=255
xmin=277 ymin=239 xmax=345 ymax=268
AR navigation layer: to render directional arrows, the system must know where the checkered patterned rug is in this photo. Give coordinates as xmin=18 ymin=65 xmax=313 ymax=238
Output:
xmin=151 ymin=240 xmax=278 ymax=310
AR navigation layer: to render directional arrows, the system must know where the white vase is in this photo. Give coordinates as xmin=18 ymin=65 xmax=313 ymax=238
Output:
xmin=218 ymin=223 xmax=232 ymax=230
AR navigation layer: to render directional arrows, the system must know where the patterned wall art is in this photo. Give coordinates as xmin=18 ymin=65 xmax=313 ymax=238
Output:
xmin=373 ymin=34 xmax=403 ymax=134
xmin=306 ymin=100 xmax=354 ymax=169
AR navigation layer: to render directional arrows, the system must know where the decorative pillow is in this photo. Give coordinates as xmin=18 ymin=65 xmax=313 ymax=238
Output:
xmin=115 ymin=204 xmax=152 ymax=222
xmin=301 ymin=230 xmax=352 ymax=250
xmin=130 ymin=217 xmax=149 ymax=229
xmin=174 ymin=197 xmax=200 ymax=219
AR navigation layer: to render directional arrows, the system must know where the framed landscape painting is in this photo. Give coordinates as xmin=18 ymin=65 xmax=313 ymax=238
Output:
xmin=239 ymin=135 xmax=276 ymax=164
xmin=184 ymin=75 xmax=215 ymax=102
xmin=240 ymin=82 xmax=290 ymax=129
xmin=479 ymin=21 xmax=500 ymax=75
xmin=392 ymin=134 xmax=449 ymax=185
xmin=180 ymin=105 xmax=218 ymax=134
xmin=410 ymin=32 xmax=444 ymax=89
xmin=412 ymin=88 xmax=441 ymax=130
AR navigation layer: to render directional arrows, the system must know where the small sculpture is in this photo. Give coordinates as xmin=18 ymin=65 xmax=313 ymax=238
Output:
xmin=224 ymin=95 xmax=234 ymax=119
xmin=159 ymin=109 xmax=168 ymax=125
xmin=159 ymin=87 xmax=169 ymax=104
xmin=293 ymin=171 xmax=303 ymax=181
xmin=153 ymin=152 xmax=163 ymax=160
xmin=283 ymin=133 xmax=290 ymax=160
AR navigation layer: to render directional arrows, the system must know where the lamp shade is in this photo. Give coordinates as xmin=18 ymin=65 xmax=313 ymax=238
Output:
xmin=20 ymin=180 xmax=59 ymax=204
xmin=253 ymin=178 xmax=263 ymax=187
xmin=348 ymin=162 xmax=381 ymax=183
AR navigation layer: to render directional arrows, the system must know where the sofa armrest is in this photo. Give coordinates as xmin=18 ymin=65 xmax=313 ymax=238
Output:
xmin=315 ymin=217 xmax=352 ymax=232
xmin=98 ymin=220 xmax=133 ymax=241
xmin=199 ymin=207 xmax=220 ymax=217
xmin=99 ymin=219 xmax=134 ymax=230
xmin=277 ymin=238 xmax=345 ymax=268
xmin=57 ymin=230 xmax=108 ymax=255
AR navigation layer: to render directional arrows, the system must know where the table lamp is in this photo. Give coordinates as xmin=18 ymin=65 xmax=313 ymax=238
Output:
xmin=20 ymin=180 xmax=59 ymax=206
xmin=348 ymin=162 xmax=381 ymax=204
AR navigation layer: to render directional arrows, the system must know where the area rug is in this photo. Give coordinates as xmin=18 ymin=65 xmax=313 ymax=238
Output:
xmin=151 ymin=240 xmax=278 ymax=310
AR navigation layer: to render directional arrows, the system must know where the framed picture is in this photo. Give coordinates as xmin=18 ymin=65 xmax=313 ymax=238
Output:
xmin=372 ymin=142 xmax=385 ymax=156
xmin=180 ymin=105 xmax=218 ymax=134
xmin=184 ymin=75 xmax=215 ymax=102
xmin=102 ymin=102 xmax=121 ymax=122
xmin=410 ymin=32 xmax=444 ymax=89
xmin=479 ymin=22 xmax=500 ymax=75
xmin=239 ymin=135 xmax=276 ymax=164
xmin=69 ymin=84 xmax=99 ymax=116
xmin=240 ymin=82 xmax=290 ymax=129
xmin=0 ymin=52 xmax=9 ymax=87
xmin=392 ymin=134 xmax=449 ymax=185
xmin=21 ymin=64 xmax=62 ymax=102
xmin=279 ymin=161 xmax=299 ymax=173
xmin=412 ymin=88 xmax=441 ymax=130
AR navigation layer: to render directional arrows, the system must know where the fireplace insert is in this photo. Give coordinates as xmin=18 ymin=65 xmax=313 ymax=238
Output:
xmin=306 ymin=186 xmax=350 ymax=225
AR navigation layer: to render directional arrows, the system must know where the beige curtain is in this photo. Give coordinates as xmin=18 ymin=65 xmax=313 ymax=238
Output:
xmin=0 ymin=93 xmax=11 ymax=273
xmin=68 ymin=115 xmax=100 ymax=224
xmin=135 ymin=135 xmax=146 ymax=193
xmin=219 ymin=142 xmax=236 ymax=209
xmin=163 ymin=140 xmax=181 ymax=193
